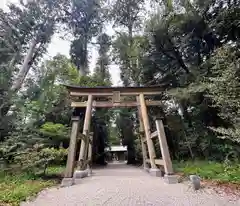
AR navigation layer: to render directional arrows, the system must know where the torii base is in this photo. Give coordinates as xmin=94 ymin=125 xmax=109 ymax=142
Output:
xmin=87 ymin=167 xmax=93 ymax=176
xmin=61 ymin=178 xmax=74 ymax=187
xmin=74 ymin=170 xmax=89 ymax=179
xmin=149 ymin=168 xmax=163 ymax=177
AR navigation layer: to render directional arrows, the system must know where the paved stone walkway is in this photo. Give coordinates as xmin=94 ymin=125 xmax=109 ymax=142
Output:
xmin=21 ymin=163 xmax=240 ymax=206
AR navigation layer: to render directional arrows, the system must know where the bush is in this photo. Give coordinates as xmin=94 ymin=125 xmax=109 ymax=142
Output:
xmin=0 ymin=122 xmax=69 ymax=172
xmin=13 ymin=147 xmax=67 ymax=174
xmin=39 ymin=122 xmax=69 ymax=147
xmin=40 ymin=147 xmax=67 ymax=166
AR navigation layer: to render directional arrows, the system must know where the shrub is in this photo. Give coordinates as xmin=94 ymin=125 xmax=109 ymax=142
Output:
xmin=12 ymin=147 xmax=67 ymax=175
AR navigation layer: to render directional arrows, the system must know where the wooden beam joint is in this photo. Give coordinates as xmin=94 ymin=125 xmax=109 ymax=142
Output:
xmin=150 ymin=131 xmax=158 ymax=139
xmin=112 ymin=91 xmax=121 ymax=103
xmin=77 ymin=133 xmax=93 ymax=144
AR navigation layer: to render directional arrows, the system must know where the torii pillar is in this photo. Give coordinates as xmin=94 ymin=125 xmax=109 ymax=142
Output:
xmin=136 ymin=96 xmax=148 ymax=170
xmin=139 ymin=93 xmax=162 ymax=177
xmin=61 ymin=116 xmax=80 ymax=187
xmin=74 ymin=94 xmax=93 ymax=179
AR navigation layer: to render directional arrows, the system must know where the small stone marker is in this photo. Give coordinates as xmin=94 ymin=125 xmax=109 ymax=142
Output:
xmin=189 ymin=175 xmax=201 ymax=190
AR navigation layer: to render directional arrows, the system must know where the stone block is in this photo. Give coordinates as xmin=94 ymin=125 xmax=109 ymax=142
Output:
xmin=164 ymin=174 xmax=178 ymax=184
xmin=87 ymin=167 xmax=93 ymax=176
xmin=149 ymin=168 xmax=163 ymax=177
xmin=61 ymin=178 xmax=74 ymax=187
xmin=74 ymin=170 xmax=88 ymax=179
xmin=189 ymin=175 xmax=201 ymax=190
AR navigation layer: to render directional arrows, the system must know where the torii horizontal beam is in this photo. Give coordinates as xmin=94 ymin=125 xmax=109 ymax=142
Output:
xmin=64 ymin=85 xmax=163 ymax=97
xmin=70 ymin=91 xmax=162 ymax=96
xmin=71 ymin=100 xmax=162 ymax=108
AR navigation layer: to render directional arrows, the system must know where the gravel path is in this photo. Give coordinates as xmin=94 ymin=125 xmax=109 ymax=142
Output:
xmin=21 ymin=162 xmax=240 ymax=206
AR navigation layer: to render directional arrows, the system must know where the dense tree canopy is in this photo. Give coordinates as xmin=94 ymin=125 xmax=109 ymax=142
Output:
xmin=0 ymin=0 xmax=239 ymax=172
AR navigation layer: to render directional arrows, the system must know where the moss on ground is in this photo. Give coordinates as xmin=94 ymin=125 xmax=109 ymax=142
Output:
xmin=173 ymin=160 xmax=240 ymax=184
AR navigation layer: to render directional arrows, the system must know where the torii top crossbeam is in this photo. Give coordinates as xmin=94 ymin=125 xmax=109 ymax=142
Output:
xmin=65 ymin=85 xmax=163 ymax=96
xmin=64 ymin=85 xmax=163 ymax=108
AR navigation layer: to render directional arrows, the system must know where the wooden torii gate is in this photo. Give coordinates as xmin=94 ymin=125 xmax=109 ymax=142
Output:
xmin=61 ymin=85 xmax=178 ymax=187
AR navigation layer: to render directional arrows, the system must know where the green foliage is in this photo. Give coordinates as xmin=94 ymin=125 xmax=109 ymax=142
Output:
xmin=40 ymin=148 xmax=68 ymax=166
xmin=78 ymin=75 xmax=111 ymax=87
xmin=137 ymin=0 xmax=240 ymax=163
xmin=109 ymin=0 xmax=144 ymax=30
xmin=40 ymin=122 xmax=69 ymax=141
xmin=0 ymin=121 xmax=68 ymax=172
xmin=108 ymin=125 xmax=120 ymax=146
xmin=1 ymin=0 xmax=240 ymax=194
xmin=13 ymin=147 xmax=67 ymax=174
xmin=174 ymin=161 xmax=240 ymax=184
xmin=14 ymin=147 xmax=57 ymax=166
xmin=115 ymin=109 xmax=137 ymax=164
xmin=19 ymin=54 xmax=80 ymax=127
xmin=113 ymin=33 xmax=149 ymax=85
xmin=94 ymin=33 xmax=112 ymax=84
xmin=69 ymin=0 xmax=103 ymax=75
xmin=204 ymin=46 xmax=240 ymax=143
xmin=0 ymin=166 xmax=64 ymax=206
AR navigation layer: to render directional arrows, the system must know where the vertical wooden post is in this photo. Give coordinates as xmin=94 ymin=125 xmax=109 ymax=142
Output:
xmin=140 ymin=133 xmax=148 ymax=169
xmin=88 ymin=136 xmax=93 ymax=162
xmin=83 ymin=132 xmax=90 ymax=164
xmin=139 ymin=93 xmax=157 ymax=169
xmin=78 ymin=94 xmax=93 ymax=170
xmin=155 ymin=119 xmax=173 ymax=175
xmin=136 ymin=96 xmax=148 ymax=169
xmin=87 ymin=133 xmax=93 ymax=175
xmin=64 ymin=116 xmax=79 ymax=178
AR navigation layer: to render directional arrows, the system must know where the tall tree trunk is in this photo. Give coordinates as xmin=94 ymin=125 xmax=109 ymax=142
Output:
xmin=79 ymin=34 xmax=88 ymax=76
xmin=177 ymin=101 xmax=194 ymax=159
xmin=11 ymin=38 xmax=38 ymax=93
xmin=1 ymin=38 xmax=39 ymax=117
